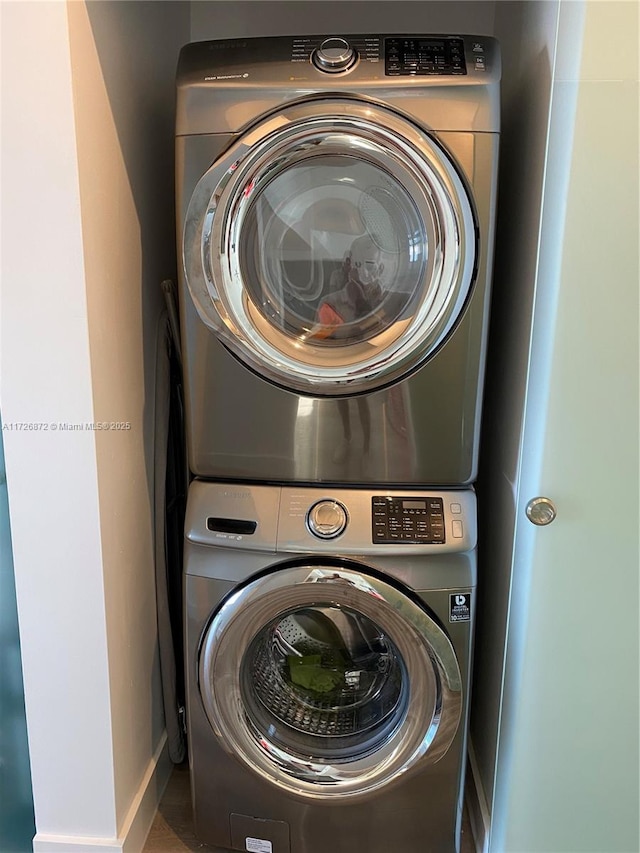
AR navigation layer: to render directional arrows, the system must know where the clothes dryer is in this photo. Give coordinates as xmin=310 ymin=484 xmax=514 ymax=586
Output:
xmin=177 ymin=35 xmax=500 ymax=485
xmin=184 ymin=481 xmax=476 ymax=853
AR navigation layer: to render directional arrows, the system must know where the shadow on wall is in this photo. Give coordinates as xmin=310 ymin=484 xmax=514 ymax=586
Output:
xmin=0 ymin=417 xmax=36 ymax=853
xmin=83 ymin=0 xmax=182 ymax=492
xmin=70 ymin=0 xmax=191 ymax=784
xmin=473 ymin=0 xmax=555 ymax=818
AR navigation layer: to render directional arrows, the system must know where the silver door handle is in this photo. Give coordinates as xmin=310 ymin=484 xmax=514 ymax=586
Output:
xmin=526 ymin=497 xmax=557 ymax=526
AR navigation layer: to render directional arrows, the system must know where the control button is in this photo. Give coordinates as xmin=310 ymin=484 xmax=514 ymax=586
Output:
xmin=450 ymin=503 xmax=462 ymax=514
xmin=312 ymin=37 xmax=357 ymax=73
xmin=307 ymin=500 xmax=348 ymax=539
xmin=452 ymin=520 xmax=464 ymax=538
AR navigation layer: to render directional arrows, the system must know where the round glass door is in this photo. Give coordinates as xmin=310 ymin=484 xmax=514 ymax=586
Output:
xmin=198 ymin=564 xmax=462 ymax=800
xmin=240 ymin=156 xmax=426 ymax=348
xmin=241 ymin=604 xmax=410 ymax=760
xmin=183 ymin=99 xmax=476 ymax=396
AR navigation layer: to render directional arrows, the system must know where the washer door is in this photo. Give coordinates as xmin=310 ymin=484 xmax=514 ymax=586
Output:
xmin=183 ymin=99 xmax=476 ymax=396
xmin=198 ymin=563 xmax=462 ymax=800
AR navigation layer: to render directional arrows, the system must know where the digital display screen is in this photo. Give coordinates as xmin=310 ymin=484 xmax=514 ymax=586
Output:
xmin=402 ymin=500 xmax=427 ymax=509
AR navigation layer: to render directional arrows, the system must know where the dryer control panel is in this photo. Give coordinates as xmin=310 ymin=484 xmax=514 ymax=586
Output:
xmin=293 ymin=35 xmax=468 ymax=76
xmin=385 ymin=37 xmax=466 ymax=76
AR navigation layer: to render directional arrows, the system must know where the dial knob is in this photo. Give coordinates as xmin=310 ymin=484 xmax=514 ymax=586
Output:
xmin=312 ymin=37 xmax=357 ymax=73
xmin=307 ymin=500 xmax=348 ymax=539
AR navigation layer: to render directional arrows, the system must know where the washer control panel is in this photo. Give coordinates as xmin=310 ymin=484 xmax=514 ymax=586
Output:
xmin=385 ymin=37 xmax=466 ymax=76
xmin=372 ymin=496 xmax=445 ymax=544
xmin=307 ymin=499 xmax=348 ymax=539
xmin=185 ymin=482 xmax=477 ymax=555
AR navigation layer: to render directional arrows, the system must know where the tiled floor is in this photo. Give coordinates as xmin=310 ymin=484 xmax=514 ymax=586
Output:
xmin=142 ymin=764 xmax=477 ymax=852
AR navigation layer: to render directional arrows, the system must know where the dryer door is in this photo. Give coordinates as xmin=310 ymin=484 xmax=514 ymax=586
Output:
xmin=198 ymin=563 xmax=462 ymax=801
xmin=183 ymin=99 xmax=476 ymax=396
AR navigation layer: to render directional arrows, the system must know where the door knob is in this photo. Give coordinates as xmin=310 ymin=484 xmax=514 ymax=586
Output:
xmin=526 ymin=497 xmax=557 ymax=526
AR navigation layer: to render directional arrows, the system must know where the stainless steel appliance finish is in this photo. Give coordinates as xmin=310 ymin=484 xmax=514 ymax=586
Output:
xmin=176 ymin=34 xmax=500 ymax=485
xmin=185 ymin=481 xmax=476 ymax=853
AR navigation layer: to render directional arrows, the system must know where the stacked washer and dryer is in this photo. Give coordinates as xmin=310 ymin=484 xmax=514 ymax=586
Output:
xmin=176 ymin=34 xmax=500 ymax=853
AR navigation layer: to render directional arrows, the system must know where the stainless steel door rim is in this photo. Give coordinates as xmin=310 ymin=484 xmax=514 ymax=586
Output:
xmin=183 ymin=99 xmax=476 ymax=395
xmin=198 ymin=563 xmax=463 ymax=800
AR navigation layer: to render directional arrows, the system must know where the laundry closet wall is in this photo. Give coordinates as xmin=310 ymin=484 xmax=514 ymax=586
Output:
xmin=1 ymin=3 xmax=494 ymax=849
xmin=2 ymin=2 xmax=189 ymax=850
xmin=2 ymin=2 xmax=637 ymax=852
xmin=190 ymin=0 xmax=495 ymax=40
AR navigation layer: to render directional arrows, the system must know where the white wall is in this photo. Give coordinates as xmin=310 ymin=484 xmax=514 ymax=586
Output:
xmin=1 ymin=1 xmax=118 ymax=844
xmin=67 ymin=0 xmax=187 ymax=833
xmin=473 ymin=4 xmax=639 ymax=851
xmin=190 ymin=0 xmax=495 ymax=41
xmin=1 ymin=1 xmax=189 ymax=849
xmin=492 ymin=2 xmax=639 ymax=850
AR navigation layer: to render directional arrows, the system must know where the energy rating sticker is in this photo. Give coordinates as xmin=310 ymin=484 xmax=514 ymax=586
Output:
xmin=246 ymin=838 xmax=272 ymax=853
xmin=449 ymin=593 xmax=471 ymax=622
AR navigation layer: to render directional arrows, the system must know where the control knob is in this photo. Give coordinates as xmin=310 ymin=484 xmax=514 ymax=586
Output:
xmin=312 ymin=37 xmax=357 ymax=73
xmin=307 ymin=500 xmax=348 ymax=539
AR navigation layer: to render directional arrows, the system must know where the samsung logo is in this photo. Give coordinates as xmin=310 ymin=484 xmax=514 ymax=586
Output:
xmin=222 ymin=490 xmax=250 ymax=500
xmin=208 ymin=40 xmax=247 ymax=50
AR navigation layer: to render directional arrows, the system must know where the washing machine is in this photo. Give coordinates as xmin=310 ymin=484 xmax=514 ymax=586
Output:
xmin=184 ymin=480 xmax=476 ymax=853
xmin=176 ymin=34 xmax=500 ymax=486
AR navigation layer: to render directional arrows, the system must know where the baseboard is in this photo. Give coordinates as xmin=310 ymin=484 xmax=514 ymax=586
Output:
xmin=466 ymin=739 xmax=491 ymax=853
xmin=33 ymin=733 xmax=172 ymax=853
xmin=121 ymin=732 xmax=173 ymax=853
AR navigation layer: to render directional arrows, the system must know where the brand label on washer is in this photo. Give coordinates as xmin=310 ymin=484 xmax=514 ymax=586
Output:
xmin=449 ymin=593 xmax=471 ymax=622
xmin=246 ymin=838 xmax=272 ymax=853
xmin=205 ymin=72 xmax=250 ymax=81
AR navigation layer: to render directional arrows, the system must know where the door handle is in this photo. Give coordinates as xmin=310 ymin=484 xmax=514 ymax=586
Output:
xmin=526 ymin=497 xmax=557 ymax=526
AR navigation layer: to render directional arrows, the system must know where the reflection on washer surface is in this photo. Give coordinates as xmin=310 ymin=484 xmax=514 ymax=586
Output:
xmin=242 ymin=157 xmax=425 ymax=345
xmin=185 ymin=482 xmax=476 ymax=852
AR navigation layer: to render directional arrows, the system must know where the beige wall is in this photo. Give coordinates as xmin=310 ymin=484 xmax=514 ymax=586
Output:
xmin=190 ymin=0 xmax=495 ymax=40
xmin=2 ymin=1 xmax=189 ymax=849
xmin=67 ymin=0 xmax=188 ymax=832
